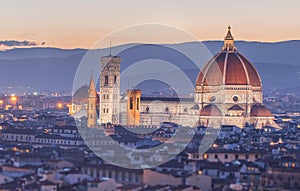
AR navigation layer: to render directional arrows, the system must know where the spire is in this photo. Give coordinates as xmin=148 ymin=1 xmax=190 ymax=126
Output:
xmin=222 ymin=25 xmax=236 ymax=52
xmin=88 ymin=71 xmax=97 ymax=97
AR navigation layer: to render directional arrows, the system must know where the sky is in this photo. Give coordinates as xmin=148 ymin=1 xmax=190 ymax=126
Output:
xmin=1 ymin=0 xmax=300 ymax=49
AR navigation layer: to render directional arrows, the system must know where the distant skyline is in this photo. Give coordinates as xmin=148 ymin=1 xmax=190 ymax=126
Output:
xmin=1 ymin=0 xmax=300 ymax=49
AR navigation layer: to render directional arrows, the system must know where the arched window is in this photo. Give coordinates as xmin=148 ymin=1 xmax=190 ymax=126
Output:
xmin=104 ymin=75 xmax=109 ymax=85
xmin=114 ymin=75 xmax=117 ymax=84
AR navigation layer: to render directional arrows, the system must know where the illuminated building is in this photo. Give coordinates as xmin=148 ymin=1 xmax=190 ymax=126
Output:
xmin=195 ymin=26 xmax=278 ymax=128
xmin=71 ymin=26 xmax=278 ymax=129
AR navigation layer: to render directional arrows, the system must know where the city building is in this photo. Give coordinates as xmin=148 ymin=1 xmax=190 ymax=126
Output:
xmin=70 ymin=26 xmax=278 ymax=129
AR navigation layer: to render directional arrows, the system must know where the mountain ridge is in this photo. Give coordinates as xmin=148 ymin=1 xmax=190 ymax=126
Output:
xmin=0 ymin=40 xmax=299 ymax=94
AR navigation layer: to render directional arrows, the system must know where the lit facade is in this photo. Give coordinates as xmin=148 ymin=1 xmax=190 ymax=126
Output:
xmin=71 ymin=26 xmax=278 ymax=129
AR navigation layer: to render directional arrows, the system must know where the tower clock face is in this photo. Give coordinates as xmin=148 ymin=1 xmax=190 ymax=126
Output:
xmin=233 ymin=96 xmax=239 ymax=102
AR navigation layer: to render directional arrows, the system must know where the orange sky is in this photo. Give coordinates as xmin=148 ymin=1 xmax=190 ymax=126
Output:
xmin=1 ymin=0 xmax=300 ymax=49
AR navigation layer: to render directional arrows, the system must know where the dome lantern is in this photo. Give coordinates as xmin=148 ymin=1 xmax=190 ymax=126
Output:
xmin=222 ymin=25 xmax=236 ymax=52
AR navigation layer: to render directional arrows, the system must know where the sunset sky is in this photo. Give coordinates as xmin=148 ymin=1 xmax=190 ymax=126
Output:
xmin=1 ymin=0 xmax=300 ymax=49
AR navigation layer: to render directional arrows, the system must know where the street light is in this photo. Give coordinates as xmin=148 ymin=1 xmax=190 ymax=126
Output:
xmin=57 ymin=103 xmax=63 ymax=109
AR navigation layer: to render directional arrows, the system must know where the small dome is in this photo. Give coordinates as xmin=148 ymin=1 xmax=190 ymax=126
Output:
xmin=72 ymin=85 xmax=88 ymax=104
xmin=200 ymin=104 xmax=222 ymax=116
xmin=250 ymin=104 xmax=273 ymax=117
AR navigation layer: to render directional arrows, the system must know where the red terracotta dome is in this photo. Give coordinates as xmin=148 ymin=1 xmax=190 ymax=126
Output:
xmin=200 ymin=104 xmax=222 ymax=116
xmin=250 ymin=104 xmax=273 ymax=117
xmin=196 ymin=26 xmax=262 ymax=87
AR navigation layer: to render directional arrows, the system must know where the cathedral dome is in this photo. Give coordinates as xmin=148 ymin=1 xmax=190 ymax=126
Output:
xmin=196 ymin=26 xmax=262 ymax=87
xmin=199 ymin=104 xmax=222 ymax=116
xmin=250 ymin=104 xmax=273 ymax=117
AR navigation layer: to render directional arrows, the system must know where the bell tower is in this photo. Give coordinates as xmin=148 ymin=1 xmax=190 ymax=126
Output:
xmin=99 ymin=55 xmax=121 ymax=124
xmin=126 ymin=89 xmax=141 ymax=126
xmin=87 ymin=72 xmax=97 ymax=128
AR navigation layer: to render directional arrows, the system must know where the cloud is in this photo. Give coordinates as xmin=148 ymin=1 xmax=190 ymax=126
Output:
xmin=0 ymin=40 xmax=38 ymax=47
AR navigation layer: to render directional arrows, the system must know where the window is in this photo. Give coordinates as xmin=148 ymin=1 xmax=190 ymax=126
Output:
xmin=215 ymin=154 xmax=218 ymax=159
xmin=137 ymin=98 xmax=140 ymax=110
xmin=225 ymin=154 xmax=228 ymax=159
xmin=104 ymin=75 xmax=109 ymax=85
xmin=114 ymin=75 xmax=117 ymax=84
xmin=210 ymin=96 xmax=216 ymax=102
xmin=245 ymin=154 xmax=249 ymax=159
xmin=130 ymin=98 xmax=133 ymax=110
xmin=106 ymin=108 xmax=109 ymax=113
xmin=103 ymin=108 xmax=106 ymax=113
xmin=203 ymin=154 xmax=208 ymax=159
xmin=165 ymin=107 xmax=169 ymax=113
xmin=233 ymin=96 xmax=238 ymax=102
xmin=235 ymin=154 xmax=239 ymax=159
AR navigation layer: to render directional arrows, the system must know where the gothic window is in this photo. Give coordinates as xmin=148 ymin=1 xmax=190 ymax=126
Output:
xmin=106 ymin=108 xmax=109 ymax=113
xmin=130 ymin=97 xmax=133 ymax=110
xmin=104 ymin=75 xmax=109 ymax=85
xmin=114 ymin=75 xmax=117 ymax=84
xmin=137 ymin=98 xmax=140 ymax=110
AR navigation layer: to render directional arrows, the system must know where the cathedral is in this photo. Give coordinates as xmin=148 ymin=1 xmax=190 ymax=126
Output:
xmin=70 ymin=26 xmax=278 ymax=129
